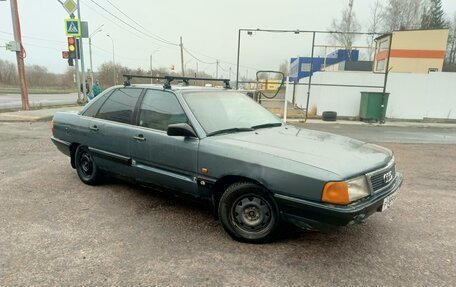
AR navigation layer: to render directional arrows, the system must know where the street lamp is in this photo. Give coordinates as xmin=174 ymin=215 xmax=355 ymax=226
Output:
xmin=106 ymin=34 xmax=116 ymax=85
xmin=89 ymin=24 xmax=104 ymax=87
xmin=150 ymin=48 xmax=160 ymax=83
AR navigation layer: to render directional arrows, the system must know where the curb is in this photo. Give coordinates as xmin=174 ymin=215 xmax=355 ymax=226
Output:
xmin=0 ymin=105 xmax=82 ymax=123
xmin=0 ymin=115 xmax=53 ymax=122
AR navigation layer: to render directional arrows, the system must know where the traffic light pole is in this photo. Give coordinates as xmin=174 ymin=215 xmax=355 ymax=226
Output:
xmin=76 ymin=0 xmax=87 ymax=102
xmin=74 ymin=47 xmax=82 ymax=103
xmin=10 ymin=0 xmax=30 ymax=110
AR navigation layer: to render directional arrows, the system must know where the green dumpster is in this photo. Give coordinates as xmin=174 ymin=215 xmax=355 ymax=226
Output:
xmin=359 ymin=92 xmax=389 ymax=122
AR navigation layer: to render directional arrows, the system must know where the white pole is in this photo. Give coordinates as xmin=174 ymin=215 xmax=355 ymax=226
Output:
xmin=283 ymin=76 xmax=289 ymax=123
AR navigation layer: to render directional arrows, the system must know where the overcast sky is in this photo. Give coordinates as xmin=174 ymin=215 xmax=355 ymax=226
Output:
xmin=1 ymin=0 xmax=455 ymax=78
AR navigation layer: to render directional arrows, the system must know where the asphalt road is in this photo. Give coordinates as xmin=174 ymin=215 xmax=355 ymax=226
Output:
xmin=0 ymin=93 xmax=77 ymax=110
xmin=0 ymin=122 xmax=455 ymax=286
xmin=300 ymin=122 xmax=456 ymax=144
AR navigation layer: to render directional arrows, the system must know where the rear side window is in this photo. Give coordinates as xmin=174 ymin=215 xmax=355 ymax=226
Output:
xmin=96 ymin=88 xmax=142 ymax=124
xmin=82 ymin=91 xmax=111 ymax=117
xmin=138 ymin=90 xmax=187 ymax=131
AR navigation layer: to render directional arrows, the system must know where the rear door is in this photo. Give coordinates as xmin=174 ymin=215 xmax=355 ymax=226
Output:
xmin=130 ymin=89 xmax=199 ymax=195
xmin=85 ymin=88 xmax=143 ymax=177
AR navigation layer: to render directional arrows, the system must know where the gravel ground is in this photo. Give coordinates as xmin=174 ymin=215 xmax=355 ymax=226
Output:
xmin=0 ymin=122 xmax=455 ymax=286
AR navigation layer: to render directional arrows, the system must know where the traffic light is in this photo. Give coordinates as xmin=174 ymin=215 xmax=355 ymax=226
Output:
xmin=68 ymin=59 xmax=74 ymax=66
xmin=75 ymin=38 xmax=81 ymax=59
xmin=67 ymin=37 xmax=76 ymax=59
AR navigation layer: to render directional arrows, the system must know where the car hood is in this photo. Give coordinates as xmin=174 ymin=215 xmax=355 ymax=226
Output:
xmin=206 ymin=126 xmax=392 ymax=178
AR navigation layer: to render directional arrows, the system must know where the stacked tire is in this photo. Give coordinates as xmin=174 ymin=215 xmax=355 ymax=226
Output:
xmin=322 ymin=111 xmax=337 ymax=121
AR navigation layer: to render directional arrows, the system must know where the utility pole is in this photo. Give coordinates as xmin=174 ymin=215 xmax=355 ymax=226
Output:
xmin=9 ymin=0 xmax=30 ymax=110
xmin=76 ymin=0 xmax=87 ymax=102
xmin=195 ymin=62 xmax=199 ymax=85
xmin=89 ymin=24 xmax=104 ymax=89
xmin=216 ymin=60 xmax=219 ymax=78
xmin=180 ymin=36 xmax=185 ymax=76
xmin=89 ymin=37 xmax=93 ymax=85
xmin=150 ymin=54 xmax=154 ymax=84
xmin=149 ymin=49 xmax=159 ymax=84
xmin=106 ymin=34 xmax=116 ymax=85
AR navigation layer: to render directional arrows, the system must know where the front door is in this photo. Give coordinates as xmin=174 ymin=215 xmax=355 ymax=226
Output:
xmin=130 ymin=89 xmax=199 ymax=195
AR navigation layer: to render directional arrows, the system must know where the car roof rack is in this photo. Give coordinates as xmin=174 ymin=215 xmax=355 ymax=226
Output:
xmin=123 ymin=74 xmax=231 ymax=89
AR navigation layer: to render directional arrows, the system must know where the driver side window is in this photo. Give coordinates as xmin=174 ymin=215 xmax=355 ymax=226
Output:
xmin=138 ymin=90 xmax=188 ymax=131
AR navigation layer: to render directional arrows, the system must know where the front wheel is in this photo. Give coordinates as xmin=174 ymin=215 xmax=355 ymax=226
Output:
xmin=218 ymin=182 xmax=281 ymax=243
xmin=75 ymin=146 xmax=101 ymax=185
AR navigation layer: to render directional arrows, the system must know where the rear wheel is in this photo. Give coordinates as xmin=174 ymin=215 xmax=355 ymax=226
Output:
xmin=218 ymin=182 xmax=280 ymax=243
xmin=75 ymin=146 xmax=101 ymax=185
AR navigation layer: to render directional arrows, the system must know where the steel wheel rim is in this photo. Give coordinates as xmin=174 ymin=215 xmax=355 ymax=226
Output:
xmin=80 ymin=152 xmax=94 ymax=177
xmin=231 ymin=194 xmax=273 ymax=233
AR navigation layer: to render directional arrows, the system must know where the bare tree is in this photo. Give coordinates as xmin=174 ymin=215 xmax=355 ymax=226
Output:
xmin=382 ymin=0 xmax=425 ymax=31
xmin=330 ymin=0 xmax=361 ymax=60
xmin=277 ymin=60 xmax=289 ymax=78
xmin=0 ymin=59 xmax=75 ymax=89
xmin=367 ymin=0 xmax=384 ymax=60
xmin=0 ymin=59 xmax=18 ymax=86
xmin=448 ymin=13 xmax=456 ymax=65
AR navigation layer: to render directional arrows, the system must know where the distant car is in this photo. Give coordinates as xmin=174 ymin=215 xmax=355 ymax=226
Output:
xmin=51 ymin=76 xmax=403 ymax=243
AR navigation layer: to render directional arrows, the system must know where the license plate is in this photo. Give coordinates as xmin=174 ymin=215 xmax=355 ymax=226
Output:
xmin=381 ymin=191 xmax=398 ymax=212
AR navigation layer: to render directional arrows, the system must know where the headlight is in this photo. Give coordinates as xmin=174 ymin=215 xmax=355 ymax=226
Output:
xmin=347 ymin=175 xmax=370 ymax=202
xmin=322 ymin=176 xmax=370 ymax=205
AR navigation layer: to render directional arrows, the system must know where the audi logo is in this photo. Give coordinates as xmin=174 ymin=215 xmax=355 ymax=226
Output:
xmin=383 ymin=171 xmax=393 ymax=184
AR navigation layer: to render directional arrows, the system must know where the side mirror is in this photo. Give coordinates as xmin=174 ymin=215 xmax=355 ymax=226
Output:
xmin=167 ymin=123 xmax=197 ymax=138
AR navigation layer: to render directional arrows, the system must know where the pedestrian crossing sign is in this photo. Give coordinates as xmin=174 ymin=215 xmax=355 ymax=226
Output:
xmin=65 ymin=19 xmax=81 ymax=37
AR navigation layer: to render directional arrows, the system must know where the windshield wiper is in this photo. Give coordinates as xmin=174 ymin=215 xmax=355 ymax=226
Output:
xmin=250 ymin=122 xmax=282 ymax=130
xmin=206 ymin=127 xmax=254 ymax=136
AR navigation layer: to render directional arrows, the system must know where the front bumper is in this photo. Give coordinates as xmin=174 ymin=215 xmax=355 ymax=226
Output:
xmin=274 ymin=172 xmax=403 ymax=231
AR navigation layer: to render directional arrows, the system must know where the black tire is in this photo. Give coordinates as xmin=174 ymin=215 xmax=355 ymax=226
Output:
xmin=322 ymin=111 xmax=337 ymax=121
xmin=218 ymin=182 xmax=281 ymax=243
xmin=75 ymin=146 xmax=101 ymax=185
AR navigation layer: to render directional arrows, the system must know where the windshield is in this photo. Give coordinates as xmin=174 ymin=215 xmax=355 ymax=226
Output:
xmin=183 ymin=91 xmax=281 ymax=135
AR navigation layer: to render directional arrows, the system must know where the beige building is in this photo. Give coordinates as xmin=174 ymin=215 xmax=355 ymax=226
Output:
xmin=374 ymin=29 xmax=449 ymax=73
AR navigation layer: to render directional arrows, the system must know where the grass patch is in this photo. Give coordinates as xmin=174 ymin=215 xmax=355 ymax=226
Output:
xmin=0 ymin=87 xmax=76 ymax=94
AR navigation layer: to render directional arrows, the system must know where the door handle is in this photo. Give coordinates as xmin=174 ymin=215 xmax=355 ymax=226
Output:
xmin=89 ymin=125 xmax=99 ymax=131
xmin=133 ymin=134 xmax=146 ymax=141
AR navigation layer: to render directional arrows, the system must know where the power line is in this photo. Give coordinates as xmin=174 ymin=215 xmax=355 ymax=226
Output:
xmin=218 ymin=63 xmax=228 ymax=72
xmin=83 ymin=1 xmax=249 ymax=73
xmin=91 ymin=43 xmax=146 ymax=61
xmin=80 ymin=0 xmax=149 ymax=42
xmin=183 ymin=47 xmax=216 ymax=65
xmin=81 ymin=1 xmax=261 ymax=76
xmin=103 ymin=0 xmax=178 ymax=46
xmin=87 ymin=0 xmax=178 ymax=47
xmin=0 ymin=30 xmax=66 ymax=44
xmin=185 ymin=46 xmax=259 ymax=71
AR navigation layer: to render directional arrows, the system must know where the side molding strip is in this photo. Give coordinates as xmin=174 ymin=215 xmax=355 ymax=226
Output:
xmin=88 ymin=147 xmax=131 ymax=165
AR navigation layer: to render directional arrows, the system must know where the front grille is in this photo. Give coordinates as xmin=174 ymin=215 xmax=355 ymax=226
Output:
xmin=369 ymin=164 xmax=396 ymax=193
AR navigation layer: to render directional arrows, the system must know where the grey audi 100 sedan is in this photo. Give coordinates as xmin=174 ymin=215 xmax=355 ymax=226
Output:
xmin=51 ymin=76 xmax=403 ymax=243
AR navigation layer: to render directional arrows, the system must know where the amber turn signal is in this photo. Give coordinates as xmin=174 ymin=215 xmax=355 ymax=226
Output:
xmin=322 ymin=181 xmax=349 ymax=205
